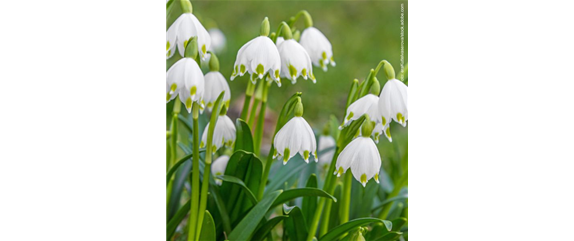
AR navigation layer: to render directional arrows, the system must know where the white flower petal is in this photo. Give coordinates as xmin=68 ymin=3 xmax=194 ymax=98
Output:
xmin=273 ymin=116 xmax=315 ymax=164
xmin=318 ymin=135 xmax=336 ymax=166
xmin=278 ymin=39 xmax=315 ymax=83
xmin=379 ymin=79 xmax=408 ymax=127
xmin=204 ymin=71 xmax=231 ymax=111
xmin=343 ymin=94 xmax=379 ymax=127
xmin=231 ymin=36 xmax=281 ymax=81
xmin=299 ymin=27 xmax=334 ymax=71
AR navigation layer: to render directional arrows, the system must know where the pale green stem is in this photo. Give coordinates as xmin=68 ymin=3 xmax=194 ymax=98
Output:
xmin=187 ymin=103 xmax=200 ymax=241
xmin=340 ymin=171 xmax=352 ymax=223
xmin=290 ymin=10 xmax=313 ymax=28
xmin=253 ymin=81 xmax=270 ymax=156
xmin=240 ymin=81 xmax=256 ymax=120
xmin=170 ymin=100 xmax=181 ymax=168
xmin=378 ymin=171 xmax=408 ymax=219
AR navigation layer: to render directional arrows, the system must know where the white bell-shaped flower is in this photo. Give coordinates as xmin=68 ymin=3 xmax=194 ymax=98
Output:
xmin=166 ymin=13 xmax=211 ymax=60
xmin=211 ymin=155 xmax=229 ymax=185
xmin=341 ymin=94 xmax=381 ymax=128
xmin=166 ymin=57 xmax=205 ymax=113
xmin=208 ymin=28 xmax=226 ymax=53
xmin=200 ymin=114 xmax=236 ymax=152
xmin=203 ymin=71 xmax=231 ymax=111
xmin=299 ymin=27 xmax=335 ymax=71
xmin=273 ymin=101 xmax=317 ymax=164
xmin=378 ymin=79 xmax=408 ymax=127
xmin=277 ymin=39 xmax=316 ymax=84
xmin=230 ymin=36 xmax=281 ymax=84
xmin=318 ymin=135 xmax=336 ymax=167
xmin=334 ymin=119 xmax=382 ymax=187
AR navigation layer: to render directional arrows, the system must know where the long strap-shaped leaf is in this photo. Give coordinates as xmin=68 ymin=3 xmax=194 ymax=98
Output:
xmin=166 ymin=150 xmax=206 ymax=184
xmin=218 ymin=175 xmax=258 ymax=205
xmin=251 ymin=215 xmax=289 ymax=241
xmin=228 ymin=190 xmax=282 ymax=241
xmin=166 ymin=199 xmax=190 ymax=241
xmin=271 ymin=187 xmax=336 ymax=209
xmin=318 ymin=218 xmax=392 ymax=241
xmin=198 ymin=211 xmax=216 ymax=241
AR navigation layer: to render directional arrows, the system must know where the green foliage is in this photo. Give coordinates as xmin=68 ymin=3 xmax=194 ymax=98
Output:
xmin=228 ymin=190 xmax=283 ymax=240
xmin=319 ymin=218 xmax=392 ymax=241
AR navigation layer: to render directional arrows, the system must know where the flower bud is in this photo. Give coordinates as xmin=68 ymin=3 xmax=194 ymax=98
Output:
xmin=260 ymin=17 xmax=270 ymax=37
xmin=208 ymin=51 xmax=220 ymax=72
xmin=180 ymin=0 xmax=192 ymax=13
xmin=294 ymin=98 xmax=304 ymax=117
xmin=382 ymin=60 xmax=395 ymax=80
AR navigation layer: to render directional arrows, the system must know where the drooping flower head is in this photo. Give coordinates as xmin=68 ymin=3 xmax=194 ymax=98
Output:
xmin=230 ymin=17 xmax=281 ymax=84
xmin=299 ymin=27 xmax=335 ymax=71
xmin=211 ymin=155 xmax=230 ymax=185
xmin=208 ymin=28 xmax=226 ymax=53
xmin=318 ymin=135 xmax=336 ymax=167
xmin=334 ymin=116 xmax=382 ymax=187
xmin=166 ymin=57 xmax=205 ymax=113
xmin=203 ymin=52 xmax=230 ymax=111
xmin=200 ymin=108 xmax=236 ymax=152
xmin=273 ymin=99 xmax=317 ymax=164
xmin=166 ymin=1 xmax=211 ymax=60
xmin=341 ymin=94 xmax=381 ymax=128
xmin=276 ymin=22 xmax=316 ymax=84
xmin=377 ymin=61 xmax=408 ymax=127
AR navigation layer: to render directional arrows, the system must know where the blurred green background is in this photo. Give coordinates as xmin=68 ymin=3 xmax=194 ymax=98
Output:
xmin=192 ymin=0 xmax=407 ymax=123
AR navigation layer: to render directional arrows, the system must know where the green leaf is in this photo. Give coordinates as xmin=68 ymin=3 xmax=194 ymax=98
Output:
xmin=218 ymin=175 xmax=258 ymax=205
xmin=209 ymin=184 xmax=232 ymax=235
xmin=337 ymin=115 xmax=366 ymax=149
xmin=374 ymin=232 xmax=403 ymax=241
xmin=271 ymin=187 xmax=336 ymax=209
xmin=266 ymin=155 xmax=308 ymax=192
xmin=328 ymin=183 xmax=343 ymax=231
xmin=228 ymin=190 xmax=283 ymax=241
xmin=275 ymin=92 xmax=303 ymax=132
xmin=198 ymin=211 xmax=216 ymax=241
xmin=319 ymin=218 xmax=392 ymax=241
xmin=234 ymin=119 xmax=254 ymax=152
xmin=391 ymin=217 xmax=407 ymax=232
xmin=166 ymin=158 xmax=192 ymax=220
xmin=251 ymin=215 xmax=288 ymax=241
xmin=302 ymin=174 xmax=318 ymax=225
xmin=283 ymin=205 xmax=308 ymax=241
xmin=166 ymin=199 xmax=190 ymax=240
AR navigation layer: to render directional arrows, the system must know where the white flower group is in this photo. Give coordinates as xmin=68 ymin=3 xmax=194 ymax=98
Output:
xmin=201 ymin=114 xmax=236 ymax=152
xmin=166 ymin=13 xmax=211 ymax=60
xmin=231 ymin=36 xmax=281 ymax=84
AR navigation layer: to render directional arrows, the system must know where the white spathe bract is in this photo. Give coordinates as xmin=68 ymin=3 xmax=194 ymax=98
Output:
xmin=334 ymin=137 xmax=381 ymax=187
xmin=211 ymin=155 xmax=230 ymax=185
xmin=203 ymin=71 xmax=231 ymax=111
xmin=341 ymin=94 xmax=381 ymax=128
xmin=273 ymin=117 xmax=317 ymax=164
xmin=378 ymin=79 xmax=408 ymax=127
xmin=208 ymin=28 xmax=226 ymax=53
xmin=318 ymin=135 xmax=336 ymax=167
xmin=277 ymin=39 xmax=316 ymax=84
xmin=166 ymin=58 xmax=205 ymax=112
xmin=200 ymin=115 xmax=236 ymax=152
xmin=231 ymin=36 xmax=281 ymax=84
xmin=299 ymin=27 xmax=335 ymax=71
xmin=166 ymin=13 xmax=211 ymax=60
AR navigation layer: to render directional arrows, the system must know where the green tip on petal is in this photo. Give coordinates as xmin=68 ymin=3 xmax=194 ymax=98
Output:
xmin=322 ymin=51 xmax=327 ymax=60
xmin=397 ymin=113 xmax=404 ymax=123
xmin=283 ymin=148 xmax=290 ymax=164
xmin=185 ymin=98 xmax=192 ymax=111
xmin=336 ymin=166 xmax=344 ymax=177
xmin=303 ymin=150 xmax=310 ymax=161
xmin=256 ymin=64 xmax=265 ymax=77
xmin=381 ymin=116 xmax=387 ymax=126
xmin=240 ymin=64 xmax=246 ymax=74
xmin=190 ymin=86 xmax=197 ymax=96
xmin=375 ymin=173 xmax=380 ymax=183
xmin=166 ymin=93 xmax=171 ymax=101
xmin=346 ymin=112 xmax=354 ymax=121
xmin=360 ymin=174 xmax=367 ymax=185
xmin=200 ymin=141 xmax=205 ymax=148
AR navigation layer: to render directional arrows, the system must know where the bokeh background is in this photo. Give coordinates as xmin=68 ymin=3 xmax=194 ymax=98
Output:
xmin=168 ymin=0 xmax=407 ymax=181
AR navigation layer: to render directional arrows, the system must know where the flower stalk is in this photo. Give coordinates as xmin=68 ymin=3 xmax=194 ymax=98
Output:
xmin=187 ymin=102 xmax=201 ymax=241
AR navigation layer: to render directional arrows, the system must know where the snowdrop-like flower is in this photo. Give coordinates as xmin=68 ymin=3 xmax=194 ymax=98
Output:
xmin=211 ymin=155 xmax=229 ymax=185
xmin=208 ymin=28 xmax=226 ymax=53
xmin=230 ymin=36 xmax=281 ymax=84
xmin=277 ymin=38 xmax=316 ymax=84
xmin=273 ymin=100 xmax=317 ymax=164
xmin=203 ymin=71 xmax=231 ymax=111
xmin=368 ymin=122 xmax=392 ymax=143
xmin=341 ymin=94 xmax=381 ymax=128
xmin=166 ymin=57 xmax=205 ymax=112
xmin=378 ymin=79 xmax=408 ymax=127
xmin=334 ymin=119 xmax=381 ymax=187
xmin=299 ymin=27 xmax=335 ymax=71
xmin=318 ymin=135 xmax=336 ymax=167
xmin=166 ymin=11 xmax=211 ymax=60
xmin=200 ymin=114 xmax=236 ymax=152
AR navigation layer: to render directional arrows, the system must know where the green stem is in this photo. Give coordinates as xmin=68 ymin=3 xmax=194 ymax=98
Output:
xmin=319 ymin=199 xmax=333 ymax=235
xmin=306 ymin=149 xmax=341 ymax=241
xmin=170 ymin=100 xmax=181 ymax=168
xmin=240 ymin=81 xmax=256 ymax=120
xmin=290 ymin=10 xmax=313 ymax=28
xmin=378 ymin=171 xmax=408 ymax=219
xmin=247 ymin=98 xmax=260 ymax=127
xmin=254 ymin=82 xmax=270 ymax=155
xmin=187 ymin=103 xmax=200 ymax=241
xmin=340 ymin=171 xmax=352 ymax=223
xmin=195 ymin=162 xmax=211 ymax=240
xmin=257 ymin=144 xmax=274 ymax=200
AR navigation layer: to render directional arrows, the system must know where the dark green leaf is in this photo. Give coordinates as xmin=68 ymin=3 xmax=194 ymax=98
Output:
xmin=234 ymin=119 xmax=254 ymax=152
xmin=328 ymin=183 xmax=343 ymax=231
xmin=218 ymin=175 xmax=258 ymax=205
xmin=271 ymin=187 xmax=336 ymax=209
xmin=166 ymin=199 xmax=190 ymax=241
xmin=266 ymin=155 xmax=308 ymax=192
xmin=337 ymin=115 xmax=366 ymax=149
xmin=251 ymin=215 xmax=288 ymax=241
xmin=319 ymin=218 xmax=392 ymax=241
xmin=374 ymin=232 xmax=403 ymax=241
xmin=228 ymin=190 xmax=282 ymax=241
xmin=391 ymin=218 xmax=407 ymax=232
xmin=283 ymin=205 xmax=308 ymax=241
xmin=302 ymin=174 xmax=318 ymax=225
xmin=209 ymin=184 xmax=232 ymax=235
xmin=198 ymin=211 xmax=216 ymax=241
